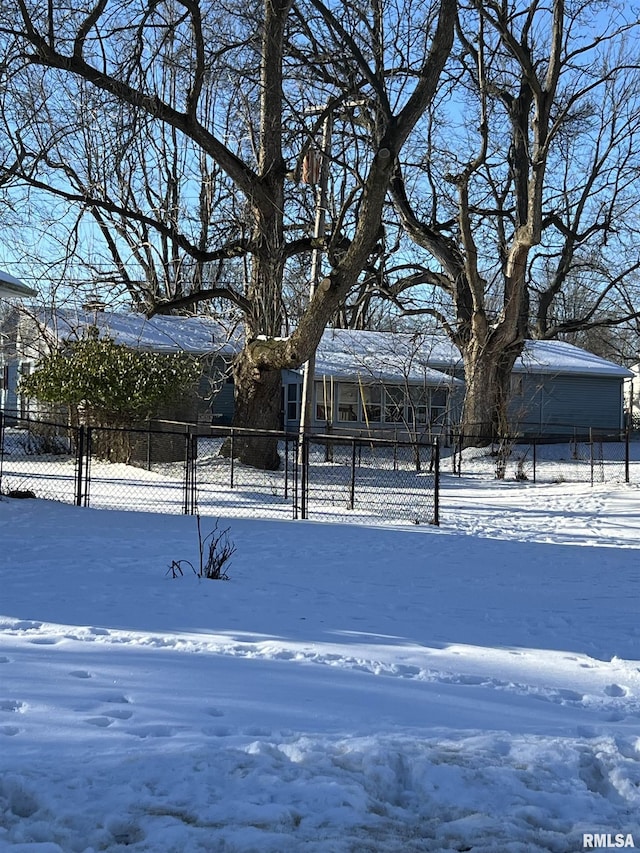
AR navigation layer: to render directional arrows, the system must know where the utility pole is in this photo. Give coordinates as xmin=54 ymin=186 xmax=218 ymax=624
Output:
xmin=298 ymin=111 xmax=332 ymax=456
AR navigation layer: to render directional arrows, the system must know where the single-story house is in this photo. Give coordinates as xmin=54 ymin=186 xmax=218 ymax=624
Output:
xmin=0 ymin=306 xmax=237 ymax=423
xmin=282 ymin=328 xmax=632 ymax=439
xmin=0 ymin=306 xmax=633 ymax=439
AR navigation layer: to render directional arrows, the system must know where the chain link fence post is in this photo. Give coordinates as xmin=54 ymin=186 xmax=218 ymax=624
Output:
xmin=293 ymin=435 xmax=300 ymax=519
xmin=433 ymin=439 xmax=440 ymax=526
xmin=229 ymin=429 xmax=235 ymax=489
xmin=84 ymin=427 xmax=93 ymax=507
xmin=301 ymin=435 xmax=308 ymax=520
xmin=0 ymin=410 xmax=5 ymax=493
xmin=625 ymin=427 xmax=630 ymax=483
xmin=184 ymin=430 xmax=198 ymax=515
xmin=75 ymin=425 xmax=85 ymax=507
xmin=349 ymin=439 xmax=357 ymax=511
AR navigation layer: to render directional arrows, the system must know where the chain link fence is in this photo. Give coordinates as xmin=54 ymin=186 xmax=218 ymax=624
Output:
xmin=447 ymin=430 xmax=632 ymax=485
xmin=301 ymin=435 xmax=438 ymax=524
xmin=0 ymin=413 xmax=440 ymax=526
xmin=0 ymin=417 xmax=82 ymax=504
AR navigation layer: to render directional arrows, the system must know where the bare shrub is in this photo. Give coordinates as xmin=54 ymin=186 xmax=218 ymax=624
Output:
xmin=167 ymin=515 xmax=236 ymax=581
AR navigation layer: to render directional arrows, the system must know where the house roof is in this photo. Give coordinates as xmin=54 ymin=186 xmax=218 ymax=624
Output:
xmin=34 ymin=307 xmax=239 ymax=355
xmin=316 ymin=328 xmax=633 ymax=380
xmin=0 ymin=270 xmax=37 ymax=299
xmin=28 ymin=307 xmax=633 ymax=380
xmin=515 ymin=339 xmax=633 ymax=378
xmin=314 ymin=328 xmax=461 ymax=386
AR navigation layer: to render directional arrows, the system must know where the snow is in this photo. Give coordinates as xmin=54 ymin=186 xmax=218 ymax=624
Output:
xmin=516 ymin=339 xmax=633 ymax=378
xmin=28 ymin=308 xmax=633 ymax=379
xmin=317 ymin=327 xmax=633 ymax=379
xmin=1 ymin=459 xmax=640 ymax=851
xmin=34 ymin=308 xmax=239 ymax=355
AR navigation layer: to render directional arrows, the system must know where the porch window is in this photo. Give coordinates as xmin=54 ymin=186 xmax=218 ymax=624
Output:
xmin=286 ymin=383 xmax=301 ymax=422
xmin=408 ymin=387 xmax=428 ymax=424
xmin=430 ymin=388 xmax=448 ymax=425
xmin=384 ymin=386 xmax=405 ymax=423
xmin=361 ymin=384 xmax=382 ymax=424
xmin=315 ymin=380 xmax=333 ymax=423
xmin=337 ymin=383 xmax=359 ymax=421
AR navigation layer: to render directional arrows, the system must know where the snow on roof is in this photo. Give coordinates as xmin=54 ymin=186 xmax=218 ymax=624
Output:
xmin=516 ymin=339 xmax=633 ymax=378
xmin=0 ymin=270 xmax=37 ymax=299
xmin=36 ymin=307 xmax=240 ymax=355
xmin=33 ymin=308 xmax=632 ymax=379
xmin=318 ymin=328 xmax=633 ymax=379
xmin=315 ymin=328 xmax=462 ymax=385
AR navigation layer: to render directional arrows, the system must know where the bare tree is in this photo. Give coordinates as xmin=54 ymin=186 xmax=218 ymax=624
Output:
xmin=0 ymin=0 xmax=455 ymax=467
xmin=387 ymin=0 xmax=640 ymax=443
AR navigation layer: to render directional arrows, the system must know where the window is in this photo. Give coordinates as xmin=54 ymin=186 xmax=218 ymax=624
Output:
xmin=384 ymin=386 xmax=405 ymax=423
xmin=361 ymin=384 xmax=382 ymax=423
xmin=315 ymin=380 xmax=333 ymax=422
xmin=286 ymin=383 xmax=301 ymax=422
xmin=430 ymin=388 xmax=448 ymax=425
xmin=408 ymin=387 xmax=428 ymax=424
xmin=337 ymin=384 xmax=359 ymax=421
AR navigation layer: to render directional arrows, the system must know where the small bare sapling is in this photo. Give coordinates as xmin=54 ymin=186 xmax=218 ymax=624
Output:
xmin=167 ymin=515 xmax=236 ymax=580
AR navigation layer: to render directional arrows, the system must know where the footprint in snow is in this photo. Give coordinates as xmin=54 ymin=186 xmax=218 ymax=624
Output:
xmin=125 ymin=724 xmax=183 ymax=738
xmin=104 ymin=708 xmax=133 ymax=720
xmin=202 ymin=725 xmax=233 ymax=737
xmin=96 ymin=693 xmax=132 ymax=705
xmin=107 ymin=819 xmax=145 ymax=846
xmin=9 ymin=620 xmax=43 ymax=631
xmin=85 ymin=716 xmax=114 ymax=728
xmin=0 ymin=700 xmax=25 ymax=712
xmin=604 ymin=683 xmax=627 ymax=697
xmin=243 ymin=726 xmax=272 ymax=737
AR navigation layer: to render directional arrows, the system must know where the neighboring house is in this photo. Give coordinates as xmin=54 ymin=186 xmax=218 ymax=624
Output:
xmin=281 ymin=329 xmax=632 ymax=439
xmin=0 ymin=306 xmax=633 ymax=439
xmin=504 ymin=340 xmax=632 ymax=436
xmin=0 ymin=306 xmax=237 ymax=424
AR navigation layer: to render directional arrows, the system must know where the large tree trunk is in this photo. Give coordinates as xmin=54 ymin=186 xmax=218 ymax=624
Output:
xmin=460 ymin=340 xmax=523 ymax=446
xmin=222 ymin=0 xmax=289 ymax=470
xmin=227 ymin=350 xmax=283 ymax=470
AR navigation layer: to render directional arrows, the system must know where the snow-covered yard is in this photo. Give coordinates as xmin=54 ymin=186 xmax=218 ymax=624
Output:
xmin=0 ymin=459 xmax=639 ymax=851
